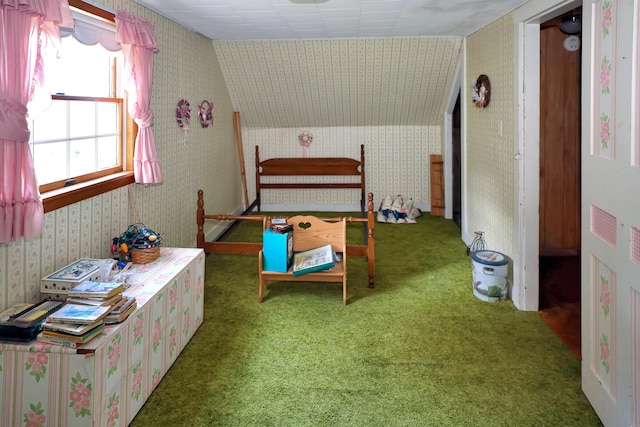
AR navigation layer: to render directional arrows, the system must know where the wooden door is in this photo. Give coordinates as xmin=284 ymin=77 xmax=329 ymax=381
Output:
xmin=539 ymin=24 xmax=581 ymax=255
xmin=581 ymin=1 xmax=638 ymax=425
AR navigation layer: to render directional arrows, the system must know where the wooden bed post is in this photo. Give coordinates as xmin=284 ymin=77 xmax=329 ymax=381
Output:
xmin=197 ymin=190 xmax=205 ymax=249
xmin=366 ymin=192 xmax=375 ymax=288
xmin=255 ymin=145 xmax=261 ymax=212
xmin=233 ymin=112 xmax=250 ymax=210
xmin=360 ymin=144 xmax=366 ymax=215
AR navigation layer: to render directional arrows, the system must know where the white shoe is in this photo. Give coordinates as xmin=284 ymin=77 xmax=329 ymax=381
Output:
xmin=377 ymin=211 xmax=387 ymax=223
xmin=409 ymin=205 xmax=422 ymax=219
xmin=403 ymin=198 xmax=417 ymax=223
xmin=391 ymin=195 xmax=404 ymax=212
xmin=402 ymin=198 xmax=414 ymax=213
xmin=381 ymin=195 xmax=393 ymax=210
xmin=387 ymin=215 xmax=397 ymax=224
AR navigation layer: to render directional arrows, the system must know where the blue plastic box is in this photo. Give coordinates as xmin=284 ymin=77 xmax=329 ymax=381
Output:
xmin=262 ymin=229 xmax=293 ymax=272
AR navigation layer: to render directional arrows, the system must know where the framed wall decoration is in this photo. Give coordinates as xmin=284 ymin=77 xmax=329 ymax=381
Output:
xmin=198 ymin=100 xmax=213 ymax=127
xmin=298 ymin=130 xmax=313 ymax=157
xmin=176 ymin=99 xmax=191 ymax=143
xmin=176 ymin=99 xmax=191 ymax=128
xmin=471 ymin=74 xmax=491 ymax=109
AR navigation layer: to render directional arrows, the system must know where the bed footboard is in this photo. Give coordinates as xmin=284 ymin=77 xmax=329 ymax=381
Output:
xmin=197 ymin=190 xmax=375 ymax=288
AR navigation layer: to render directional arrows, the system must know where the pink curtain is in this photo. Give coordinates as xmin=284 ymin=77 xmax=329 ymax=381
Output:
xmin=115 ymin=11 xmax=162 ymax=184
xmin=0 ymin=0 xmax=72 ymax=244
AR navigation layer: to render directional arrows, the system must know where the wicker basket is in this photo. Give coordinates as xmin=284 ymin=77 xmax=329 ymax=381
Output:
xmin=129 ymin=244 xmax=161 ymax=264
xmin=114 ymin=223 xmax=163 ymax=264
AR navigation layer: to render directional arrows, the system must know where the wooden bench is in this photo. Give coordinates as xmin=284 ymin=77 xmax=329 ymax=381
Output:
xmin=259 ymin=215 xmax=348 ymax=304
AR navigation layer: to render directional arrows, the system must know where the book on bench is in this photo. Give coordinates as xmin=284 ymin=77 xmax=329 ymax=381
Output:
xmin=47 ymin=304 xmax=111 ymax=325
xmin=37 ymin=322 xmax=104 ymax=348
xmin=292 ymin=244 xmax=335 ymax=276
xmin=67 ymin=281 xmax=124 ymax=299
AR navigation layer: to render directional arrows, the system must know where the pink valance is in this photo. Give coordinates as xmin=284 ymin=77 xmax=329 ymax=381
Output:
xmin=114 ymin=10 xmax=158 ymax=51
xmin=0 ymin=0 xmax=72 ymax=25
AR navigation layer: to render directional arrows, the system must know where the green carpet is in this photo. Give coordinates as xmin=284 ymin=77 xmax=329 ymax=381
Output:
xmin=130 ymin=213 xmax=602 ymax=427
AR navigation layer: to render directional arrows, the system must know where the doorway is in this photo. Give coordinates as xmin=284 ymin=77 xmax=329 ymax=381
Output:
xmin=452 ymin=94 xmax=461 ymax=229
xmin=537 ymin=7 xmax=582 ymax=358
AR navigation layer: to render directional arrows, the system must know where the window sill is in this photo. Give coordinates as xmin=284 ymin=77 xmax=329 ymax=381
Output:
xmin=42 ymin=171 xmax=135 ymax=213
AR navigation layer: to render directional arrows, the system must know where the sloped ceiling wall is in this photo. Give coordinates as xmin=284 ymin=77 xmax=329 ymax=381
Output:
xmin=214 ymin=37 xmax=463 ymax=129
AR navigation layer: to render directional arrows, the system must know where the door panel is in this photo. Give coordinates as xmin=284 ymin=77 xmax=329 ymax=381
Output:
xmin=540 ymin=25 xmax=581 ymax=255
xmin=581 ymin=1 xmax=640 ymax=425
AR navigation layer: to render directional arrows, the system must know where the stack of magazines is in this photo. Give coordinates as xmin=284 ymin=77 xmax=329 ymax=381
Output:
xmin=66 ymin=281 xmax=136 ymax=324
xmin=36 ymin=281 xmax=136 ymax=348
xmin=37 ymin=303 xmax=110 ymax=348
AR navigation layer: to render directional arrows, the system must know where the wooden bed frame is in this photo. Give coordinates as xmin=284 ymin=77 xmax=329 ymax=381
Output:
xmin=196 ymin=190 xmax=376 ymax=288
xmin=253 ymin=144 xmax=366 ymax=214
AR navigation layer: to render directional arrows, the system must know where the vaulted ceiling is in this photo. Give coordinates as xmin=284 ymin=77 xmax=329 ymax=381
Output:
xmin=215 ymin=37 xmax=462 ymax=128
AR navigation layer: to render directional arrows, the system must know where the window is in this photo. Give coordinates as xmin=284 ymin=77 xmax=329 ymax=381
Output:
xmin=32 ymin=0 xmax=135 ymax=213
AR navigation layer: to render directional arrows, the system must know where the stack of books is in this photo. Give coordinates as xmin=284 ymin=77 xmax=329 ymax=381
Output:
xmin=103 ymin=296 xmax=137 ymax=324
xmin=66 ymin=281 xmax=137 ymax=325
xmin=37 ymin=304 xmax=110 ymax=348
xmin=36 ymin=281 xmax=136 ymax=348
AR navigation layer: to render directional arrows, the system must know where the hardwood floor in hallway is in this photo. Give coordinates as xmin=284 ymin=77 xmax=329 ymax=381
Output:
xmin=538 ymin=256 xmax=581 ymax=359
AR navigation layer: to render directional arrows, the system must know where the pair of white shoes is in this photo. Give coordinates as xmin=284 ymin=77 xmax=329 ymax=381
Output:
xmin=377 ymin=195 xmax=419 ymax=223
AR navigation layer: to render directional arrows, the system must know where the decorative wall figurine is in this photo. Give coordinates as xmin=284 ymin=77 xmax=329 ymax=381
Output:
xmin=176 ymin=99 xmax=191 ymax=143
xmin=198 ymin=100 xmax=213 ymax=127
xmin=471 ymin=75 xmax=491 ymax=109
xmin=298 ymin=130 xmax=313 ymax=158
xmin=176 ymin=99 xmax=190 ymax=128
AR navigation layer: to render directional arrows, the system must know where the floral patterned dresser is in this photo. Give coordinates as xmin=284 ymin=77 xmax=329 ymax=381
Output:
xmin=0 ymin=247 xmax=205 ymax=427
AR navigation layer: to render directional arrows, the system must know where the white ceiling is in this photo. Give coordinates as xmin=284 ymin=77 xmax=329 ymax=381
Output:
xmin=134 ymin=0 xmax=528 ymax=40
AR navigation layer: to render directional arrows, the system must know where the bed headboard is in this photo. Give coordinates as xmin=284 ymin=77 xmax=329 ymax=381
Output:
xmin=255 ymin=144 xmax=366 ymax=213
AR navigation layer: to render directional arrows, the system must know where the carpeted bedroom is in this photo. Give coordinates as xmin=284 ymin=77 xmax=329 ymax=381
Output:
xmin=129 ymin=212 xmax=602 ymax=427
